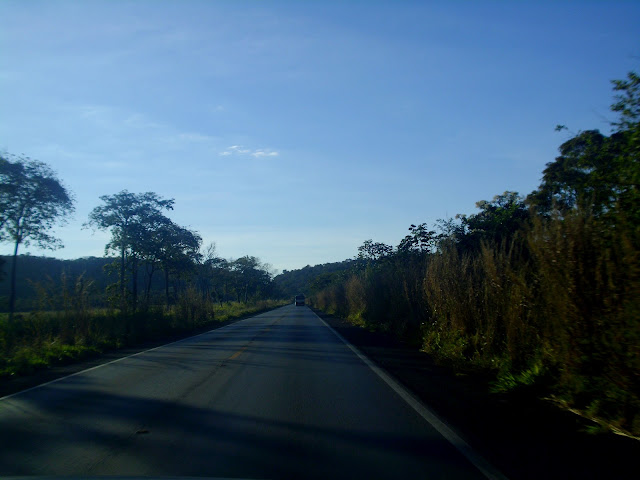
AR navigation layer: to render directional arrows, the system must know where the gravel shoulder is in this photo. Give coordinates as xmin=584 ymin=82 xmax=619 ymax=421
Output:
xmin=314 ymin=307 xmax=639 ymax=480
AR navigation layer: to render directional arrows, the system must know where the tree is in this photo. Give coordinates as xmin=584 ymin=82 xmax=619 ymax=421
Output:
xmin=457 ymin=191 xmax=529 ymax=248
xmin=357 ymin=240 xmax=394 ymax=262
xmin=209 ymin=257 xmax=233 ymax=304
xmin=0 ymin=154 xmax=74 ymax=319
xmin=86 ymin=190 xmax=174 ymax=308
xmin=198 ymin=243 xmax=234 ymax=305
xmin=610 ymin=70 xmax=640 ymax=223
xmin=527 ymin=71 xmax=640 ymax=225
xmin=230 ymin=256 xmax=273 ymax=303
xmin=397 ymin=223 xmax=437 ymax=254
xmin=526 ymin=131 xmax=626 ymax=216
xmin=151 ymin=220 xmax=202 ymax=306
xmin=611 ymin=70 xmax=640 ymax=130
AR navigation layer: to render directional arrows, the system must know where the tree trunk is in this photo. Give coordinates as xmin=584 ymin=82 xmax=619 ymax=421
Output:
xmin=131 ymin=255 xmax=138 ymax=310
xmin=144 ymin=264 xmax=156 ymax=306
xmin=120 ymin=243 xmax=126 ymax=309
xmin=164 ymin=268 xmax=170 ymax=307
xmin=8 ymin=238 xmax=20 ymax=322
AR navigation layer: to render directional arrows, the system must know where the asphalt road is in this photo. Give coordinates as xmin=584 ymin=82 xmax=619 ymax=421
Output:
xmin=0 ymin=305 xmax=500 ymax=479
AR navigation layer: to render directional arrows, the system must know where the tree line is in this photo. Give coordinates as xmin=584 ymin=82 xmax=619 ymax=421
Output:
xmin=0 ymin=160 xmax=279 ymax=318
xmin=308 ymin=71 xmax=640 ymax=436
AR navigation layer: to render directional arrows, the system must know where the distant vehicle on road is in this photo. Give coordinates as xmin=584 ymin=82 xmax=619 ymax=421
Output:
xmin=294 ymin=294 xmax=305 ymax=306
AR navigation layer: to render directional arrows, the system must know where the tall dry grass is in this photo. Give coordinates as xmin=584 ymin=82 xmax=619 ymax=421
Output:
xmin=310 ymin=209 xmax=640 ymax=435
xmin=526 ymin=211 xmax=640 ymax=433
xmin=0 ymin=275 xmax=287 ymax=379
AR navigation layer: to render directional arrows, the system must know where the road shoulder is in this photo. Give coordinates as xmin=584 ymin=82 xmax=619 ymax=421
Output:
xmin=0 ymin=313 xmax=255 ymax=399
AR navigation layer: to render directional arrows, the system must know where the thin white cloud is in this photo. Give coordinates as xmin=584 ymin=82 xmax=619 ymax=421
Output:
xmin=219 ymin=145 xmax=280 ymax=158
xmin=252 ymin=150 xmax=279 ymax=158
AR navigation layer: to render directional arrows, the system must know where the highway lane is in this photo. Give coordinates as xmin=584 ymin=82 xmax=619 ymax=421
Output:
xmin=0 ymin=305 xmax=497 ymax=479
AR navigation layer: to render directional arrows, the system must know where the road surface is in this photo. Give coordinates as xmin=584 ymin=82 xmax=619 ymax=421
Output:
xmin=0 ymin=305 xmax=501 ymax=479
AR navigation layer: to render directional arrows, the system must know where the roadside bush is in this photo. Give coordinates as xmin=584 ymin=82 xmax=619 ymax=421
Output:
xmin=311 ymin=207 xmax=640 ymax=435
xmin=0 ymin=292 xmax=285 ymax=380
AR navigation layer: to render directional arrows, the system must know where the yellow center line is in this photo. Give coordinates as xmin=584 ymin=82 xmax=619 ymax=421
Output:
xmin=227 ymin=324 xmax=274 ymax=361
xmin=229 ymin=349 xmax=244 ymax=360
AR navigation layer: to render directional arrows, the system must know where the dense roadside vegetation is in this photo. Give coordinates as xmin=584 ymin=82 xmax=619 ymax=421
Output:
xmin=0 ymin=298 xmax=285 ymax=378
xmin=0 ymin=157 xmax=287 ymax=379
xmin=0 ymin=247 xmax=285 ymax=379
xmin=0 ymin=248 xmax=286 ymax=378
xmin=306 ymin=72 xmax=640 ymax=437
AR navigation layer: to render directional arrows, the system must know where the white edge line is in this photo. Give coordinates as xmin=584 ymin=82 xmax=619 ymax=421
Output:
xmin=0 ymin=318 xmax=249 ymax=403
xmin=313 ymin=310 xmax=509 ymax=480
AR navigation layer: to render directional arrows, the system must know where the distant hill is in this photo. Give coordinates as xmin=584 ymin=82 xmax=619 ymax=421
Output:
xmin=273 ymin=259 xmax=356 ymax=299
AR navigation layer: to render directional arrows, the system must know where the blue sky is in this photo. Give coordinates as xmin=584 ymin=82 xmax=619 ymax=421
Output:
xmin=1 ymin=0 xmax=639 ymax=272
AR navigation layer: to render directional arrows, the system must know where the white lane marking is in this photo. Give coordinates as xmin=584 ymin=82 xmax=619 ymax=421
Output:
xmin=0 ymin=308 xmax=286 ymax=403
xmin=312 ymin=310 xmax=509 ymax=480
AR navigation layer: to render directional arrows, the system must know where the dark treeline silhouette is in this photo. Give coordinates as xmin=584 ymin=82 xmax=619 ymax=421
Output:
xmin=273 ymin=259 xmax=357 ymax=299
xmin=0 ymin=183 xmax=281 ymax=314
xmin=0 ymin=249 xmax=280 ymax=313
xmin=0 ymin=255 xmax=113 ymax=312
xmin=306 ymin=71 xmax=640 ymax=436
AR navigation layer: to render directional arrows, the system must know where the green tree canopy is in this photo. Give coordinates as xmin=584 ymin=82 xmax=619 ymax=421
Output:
xmin=397 ymin=223 xmax=437 ymax=254
xmin=146 ymin=219 xmax=202 ymax=305
xmin=526 ymin=130 xmax=628 ymax=216
xmin=86 ymin=190 xmax=174 ymax=307
xmin=456 ymin=191 xmax=529 ymax=248
xmin=230 ymin=256 xmax=274 ymax=303
xmin=527 ymin=70 xmax=640 ymax=225
xmin=357 ymin=240 xmax=393 ymax=262
xmin=611 ymin=71 xmax=640 ymax=130
xmin=0 ymin=154 xmax=74 ymax=318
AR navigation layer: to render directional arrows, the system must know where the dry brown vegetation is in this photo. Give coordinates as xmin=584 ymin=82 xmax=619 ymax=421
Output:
xmin=312 ymin=71 xmax=640 ymax=436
